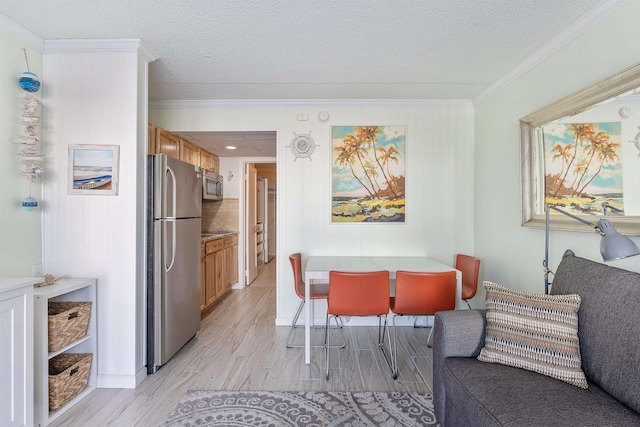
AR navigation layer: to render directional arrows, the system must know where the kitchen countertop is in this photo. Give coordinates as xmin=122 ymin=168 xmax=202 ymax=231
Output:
xmin=201 ymin=232 xmax=238 ymax=242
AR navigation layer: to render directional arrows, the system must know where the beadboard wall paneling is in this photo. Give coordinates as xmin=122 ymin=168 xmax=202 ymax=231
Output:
xmin=42 ymin=45 xmax=151 ymax=388
xmin=151 ymin=102 xmax=475 ymax=324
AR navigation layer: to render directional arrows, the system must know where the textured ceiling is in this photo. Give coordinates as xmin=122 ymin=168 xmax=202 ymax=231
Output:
xmin=1 ymin=0 xmax=605 ymax=102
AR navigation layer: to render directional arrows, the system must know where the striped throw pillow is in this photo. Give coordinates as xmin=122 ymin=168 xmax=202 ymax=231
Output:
xmin=477 ymin=281 xmax=588 ymax=389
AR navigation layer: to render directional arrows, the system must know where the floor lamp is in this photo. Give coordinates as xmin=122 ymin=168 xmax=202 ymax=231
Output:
xmin=543 ymin=204 xmax=640 ymax=294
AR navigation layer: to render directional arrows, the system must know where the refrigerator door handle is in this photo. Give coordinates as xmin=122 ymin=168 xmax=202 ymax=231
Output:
xmin=164 ymin=219 xmax=177 ymax=272
xmin=165 ymin=165 xmax=178 ymax=272
xmin=166 ymin=164 xmax=177 ymax=219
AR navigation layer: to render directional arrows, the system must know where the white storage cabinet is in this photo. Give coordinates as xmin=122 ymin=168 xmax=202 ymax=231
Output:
xmin=34 ymin=278 xmax=97 ymax=426
xmin=0 ymin=278 xmax=37 ymax=427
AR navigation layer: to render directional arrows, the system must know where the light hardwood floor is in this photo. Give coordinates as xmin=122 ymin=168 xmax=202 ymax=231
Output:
xmin=51 ymin=258 xmax=434 ymax=426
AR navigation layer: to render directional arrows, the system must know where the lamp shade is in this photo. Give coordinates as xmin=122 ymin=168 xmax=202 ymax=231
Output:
xmin=597 ymin=219 xmax=640 ymax=261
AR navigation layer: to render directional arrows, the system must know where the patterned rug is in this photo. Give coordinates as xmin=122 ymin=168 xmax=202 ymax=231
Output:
xmin=162 ymin=390 xmax=437 ymax=426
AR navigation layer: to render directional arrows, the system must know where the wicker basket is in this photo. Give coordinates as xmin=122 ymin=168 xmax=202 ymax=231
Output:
xmin=48 ymin=353 xmax=92 ymax=411
xmin=48 ymin=301 xmax=92 ymax=352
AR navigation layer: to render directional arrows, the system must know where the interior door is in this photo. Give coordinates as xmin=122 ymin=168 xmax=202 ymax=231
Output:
xmin=245 ymin=163 xmax=258 ymax=285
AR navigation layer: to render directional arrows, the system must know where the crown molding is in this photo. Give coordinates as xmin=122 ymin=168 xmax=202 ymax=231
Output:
xmin=44 ymin=39 xmax=158 ymax=61
xmin=0 ymin=13 xmax=44 ymax=52
xmin=149 ymin=98 xmax=473 ymax=109
xmin=472 ymin=0 xmax=628 ymax=106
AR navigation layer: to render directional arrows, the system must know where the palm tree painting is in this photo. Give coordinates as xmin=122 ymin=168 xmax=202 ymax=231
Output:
xmin=542 ymin=122 xmax=623 ymax=215
xmin=332 ymin=126 xmax=405 ymax=222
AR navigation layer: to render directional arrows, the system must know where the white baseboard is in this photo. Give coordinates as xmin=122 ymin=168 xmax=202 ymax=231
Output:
xmin=97 ymin=372 xmax=141 ymax=389
xmin=275 ymin=315 xmax=434 ymax=328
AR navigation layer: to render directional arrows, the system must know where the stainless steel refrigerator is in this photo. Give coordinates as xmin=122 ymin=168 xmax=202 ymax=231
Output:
xmin=147 ymin=154 xmax=202 ymax=373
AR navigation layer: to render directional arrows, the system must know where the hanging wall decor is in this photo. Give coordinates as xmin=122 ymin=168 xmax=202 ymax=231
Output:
xmin=15 ymin=49 xmax=43 ymax=210
xmin=331 ymin=125 xmax=406 ymax=223
xmin=68 ymin=145 xmax=120 ymax=196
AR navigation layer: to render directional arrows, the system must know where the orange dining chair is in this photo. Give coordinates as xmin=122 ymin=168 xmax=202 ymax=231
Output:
xmin=287 ymin=253 xmax=344 ymax=349
xmin=455 ymin=254 xmax=481 ymax=309
xmin=325 ymin=270 xmax=393 ymax=380
xmin=390 ymin=270 xmax=457 ymax=378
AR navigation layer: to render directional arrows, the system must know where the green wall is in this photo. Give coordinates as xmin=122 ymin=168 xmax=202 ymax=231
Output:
xmin=0 ymin=29 xmax=42 ymax=275
xmin=474 ymin=0 xmax=640 ymax=300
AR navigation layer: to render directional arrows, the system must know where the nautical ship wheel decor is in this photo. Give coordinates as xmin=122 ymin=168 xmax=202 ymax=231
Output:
xmin=287 ymin=131 xmax=318 ymax=161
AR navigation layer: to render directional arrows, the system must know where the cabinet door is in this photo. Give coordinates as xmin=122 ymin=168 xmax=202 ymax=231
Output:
xmin=156 ymin=127 xmax=180 ymax=159
xmin=200 ymin=245 xmax=206 ymax=311
xmin=211 ymin=155 xmax=220 ymax=173
xmin=224 ymin=245 xmax=239 ymax=289
xmin=205 ymin=252 xmax=216 ymax=306
xmin=0 ymin=295 xmax=26 ymax=427
xmin=180 ymin=139 xmax=201 ymax=166
xmin=200 ymin=150 xmax=214 ymax=171
xmin=214 ymin=249 xmax=224 ymax=296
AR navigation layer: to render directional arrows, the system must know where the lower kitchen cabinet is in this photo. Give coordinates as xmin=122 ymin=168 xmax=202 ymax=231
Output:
xmin=200 ymin=233 xmax=238 ymax=315
xmin=224 ymin=234 xmax=239 ymax=289
xmin=34 ymin=278 xmax=97 ymax=427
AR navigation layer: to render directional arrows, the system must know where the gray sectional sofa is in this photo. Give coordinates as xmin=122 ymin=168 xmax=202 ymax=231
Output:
xmin=433 ymin=250 xmax=640 ymax=426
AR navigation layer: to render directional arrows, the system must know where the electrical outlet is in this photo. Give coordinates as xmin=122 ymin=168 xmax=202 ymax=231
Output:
xmin=32 ymin=263 xmax=42 ymax=276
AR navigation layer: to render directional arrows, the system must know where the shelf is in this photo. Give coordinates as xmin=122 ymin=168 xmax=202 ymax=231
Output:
xmin=34 ymin=278 xmax=97 ymax=427
xmin=47 ymin=334 xmax=93 ymax=359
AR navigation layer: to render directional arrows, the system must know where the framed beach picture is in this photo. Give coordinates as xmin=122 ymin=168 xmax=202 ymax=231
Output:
xmin=332 ymin=125 xmax=405 ymax=223
xmin=68 ymin=145 xmax=120 ymax=195
xmin=542 ymin=122 xmax=623 ymax=215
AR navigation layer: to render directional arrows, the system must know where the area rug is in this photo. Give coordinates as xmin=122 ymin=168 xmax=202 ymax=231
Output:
xmin=162 ymin=390 xmax=437 ymax=426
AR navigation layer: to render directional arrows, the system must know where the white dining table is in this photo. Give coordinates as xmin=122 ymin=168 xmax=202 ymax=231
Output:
xmin=303 ymin=255 xmax=462 ymax=364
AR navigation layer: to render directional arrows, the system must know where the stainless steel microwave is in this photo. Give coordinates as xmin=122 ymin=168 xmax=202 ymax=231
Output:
xmin=202 ymin=170 xmax=223 ymax=200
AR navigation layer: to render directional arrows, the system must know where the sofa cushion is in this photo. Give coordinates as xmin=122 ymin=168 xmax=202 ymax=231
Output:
xmin=477 ymin=281 xmax=587 ymax=388
xmin=444 ymin=357 xmax=640 ymax=427
xmin=551 ymin=250 xmax=640 ymax=413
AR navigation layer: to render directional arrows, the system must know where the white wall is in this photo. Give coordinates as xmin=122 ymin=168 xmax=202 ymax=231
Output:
xmin=474 ymin=0 xmax=640 ymax=302
xmin=0 ymin=22 xmax=43 ymax=275
xmin=42 ymin=40 xmax=154 ymax=388
xmin=151 ymin=101 xmax=475 ymax=322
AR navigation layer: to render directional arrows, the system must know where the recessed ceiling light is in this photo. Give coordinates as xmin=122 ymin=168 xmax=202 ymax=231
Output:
xmin=225 ymin=145 xmax=237 ymax=150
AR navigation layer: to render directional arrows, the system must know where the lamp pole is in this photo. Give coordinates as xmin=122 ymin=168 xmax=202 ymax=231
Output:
xmin=543 ymin=203 xmax=640 ymax=294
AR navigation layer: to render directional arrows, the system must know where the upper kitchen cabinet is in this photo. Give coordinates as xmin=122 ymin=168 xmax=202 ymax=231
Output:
xmin=148 ymin=123 xmax=156 ymax=154
xmin=155 ymin=127 xmax=180 ymax=159
xmin=149 ymin=124 xmax=220 ymax=171
xmin=200 ymin=150 xmax=220 ymax=173
xmin=200 ymin=150 xmax=214 ymax=172
xmin=179 ymin=138 xmax=201 ymax=166
xmin=211 ymin=155 xmax=219 ymax=174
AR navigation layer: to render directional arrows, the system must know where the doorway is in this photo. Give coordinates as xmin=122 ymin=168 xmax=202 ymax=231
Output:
xmin=244 ymin=161 xmax=277 ymax=286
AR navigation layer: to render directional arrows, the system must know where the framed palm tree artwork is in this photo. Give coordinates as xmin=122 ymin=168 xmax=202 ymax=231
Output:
xmin=542 ymin=122 xmax=623 ymax=215
xmin=331 ymin=125 xmax=405 ymax=223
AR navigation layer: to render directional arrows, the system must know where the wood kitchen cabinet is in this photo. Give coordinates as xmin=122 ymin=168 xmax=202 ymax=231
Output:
xmin=224 ymin=234 xmax=239 ymax=289
xmin=200 ymin=233 xmax=238 ymax=315
xmin=180 ymin=138 xmax=201 ymax=166
xmin=203 ymin=239 xmax=223 ymax=312
xmin=150 ymin=123 xmax=219 ymax=171
xmin=214 ymin=249 xmax=224 ymax=297
xmin=210 ymin=155 xmax=220 ymax=173
xmin=155 ymin=127 xmax=180 ymax=159
xmin=200 ymin=150 xmax=214 ymax=171
xmin=200 ymin=244 xmax=206 ymax=311
xmin=148 ymin=123 xmax=156 ymax=154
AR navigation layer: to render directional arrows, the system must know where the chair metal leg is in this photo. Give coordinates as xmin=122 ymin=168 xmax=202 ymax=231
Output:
xmin=285 ymin=300 xmax=305 ymax=348
xmin=325 ymin=313 xmax=331 ymax=380
xmin=287 ymin=300 xmax=346 ymax=349
xmin=464 ymin=299 xmax=471 ymax=309
xmin=390 ymin=314 xmax=399 ymax=378
xmin=427 ymin=325 xmax=434 ymax=348
xmin=377 ymin=314 xmax=396 ymax=380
